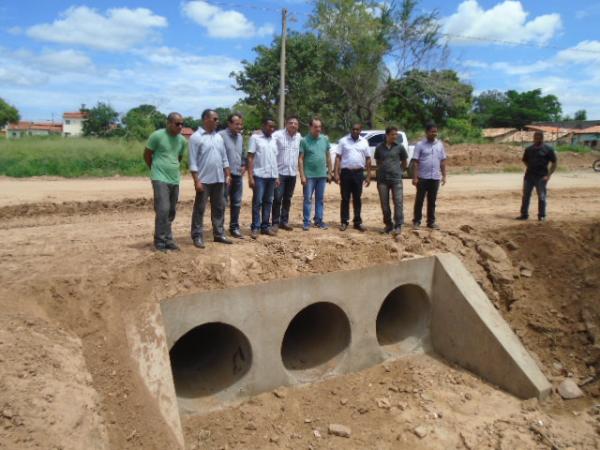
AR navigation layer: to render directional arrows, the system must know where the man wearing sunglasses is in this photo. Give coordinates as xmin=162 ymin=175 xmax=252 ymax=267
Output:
xmin=144 ymin=112 xmax=187 ymax=252
xmin=189 ymin=109 xmax=232 ymax=248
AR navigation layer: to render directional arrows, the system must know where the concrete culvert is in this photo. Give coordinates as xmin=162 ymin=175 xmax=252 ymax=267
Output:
xmin=169 ymin=322 xmax=252 ymax=398
xmin=281 ymin=302 xmax=351 ymax=377
xmin=376 ymin=284 xmax=431 ymax=352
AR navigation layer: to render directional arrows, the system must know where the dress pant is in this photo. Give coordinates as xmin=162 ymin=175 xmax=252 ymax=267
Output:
xmin=251 ymin=176 xmax=276 ymax=231
xmin=224 ymin=174 xmax=243 ymax=231
xmin=412 ymin=178 xmax=440 ymax=226
xmin=520 ymin=175 xmax=548 ymax=219
xmin=152 ymin=180 xmax=179 ymax=246
xmin=191 ymin=182 xmax=225 ymax=239
xmin=339 ymin=168 xmax=364 ymax=225
xmin=272 ymin=175 xmax=296 ymax=226
xmin=377 ymin=180 xmax=404 ymax=228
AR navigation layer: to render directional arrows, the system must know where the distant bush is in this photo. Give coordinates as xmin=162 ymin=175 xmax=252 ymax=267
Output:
xmin=440 ymin=118 xmax=485 ymax=144
xmin=556 ymin=144 xmax=591 ymax=154
xmin=0 ymin=136 xmax=189 ymax=178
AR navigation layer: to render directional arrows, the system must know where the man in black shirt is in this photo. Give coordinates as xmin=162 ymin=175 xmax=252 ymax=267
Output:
xmin=372 ymin=126 xmax=408 ymax=234
xmin=516 ymin=131 xmax=557 ymax=221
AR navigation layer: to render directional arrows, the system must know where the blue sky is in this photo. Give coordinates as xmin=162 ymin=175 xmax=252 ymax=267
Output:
xmin=1 ymin=0 xmax=599 ymax=121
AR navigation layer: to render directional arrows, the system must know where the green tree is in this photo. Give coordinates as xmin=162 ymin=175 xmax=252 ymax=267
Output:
xmin=0 ymin=98 xmax=20 ymax=128
xmin=183 ymin=116 xmax=201 ymax=130
xmin=383 ymin=69 xmax=473 ymax=129
xmin=574 ymin=109 xmax=587 ymax=121
xmin=82 ymin=102 xmax=120 ymax=137
xmin=122 ymin=104 xmax=166 ymax=140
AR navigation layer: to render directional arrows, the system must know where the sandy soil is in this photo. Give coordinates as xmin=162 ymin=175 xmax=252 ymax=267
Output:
xmin=0 ymin=146 xmax=599 ymax=449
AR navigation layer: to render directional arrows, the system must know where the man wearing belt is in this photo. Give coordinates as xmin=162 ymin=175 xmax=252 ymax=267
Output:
xmin=334 ymin=123 xmax=371 ymax=231
xmin=189 ymin=109 xmax=232 ymax=248
xmin=411 ymin=122 xmax=447 ymax=230
xmin=272 ymin=116 xmax=301 ymax=232
xmin=219 ymin=113 xmax=246 ymax=238
xmin=248 ymin=117 xmax=279 ymax=240
xmin=373 ymin=126 xmax=408 ymax=235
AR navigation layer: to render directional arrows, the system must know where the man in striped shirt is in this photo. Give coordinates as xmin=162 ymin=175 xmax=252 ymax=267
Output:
xmin=272 ymin=116 xmax=301 ymax=231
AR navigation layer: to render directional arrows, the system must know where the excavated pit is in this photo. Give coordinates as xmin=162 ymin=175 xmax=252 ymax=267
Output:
xmin=281 ymin=302 xmax=351 ymax=380
xmin=376 ymin=284 xmax=431 ymax=353
xmin=169 ymin=322 xmax=252 ymax=398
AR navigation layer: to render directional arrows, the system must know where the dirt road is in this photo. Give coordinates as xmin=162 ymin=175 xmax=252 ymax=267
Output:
xmin=0 ymin=167 xmax=599 ymax=449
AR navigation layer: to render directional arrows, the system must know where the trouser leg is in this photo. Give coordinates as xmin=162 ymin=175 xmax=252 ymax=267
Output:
xmin=166 ymin=183 xmax=179 ymax=244
xmin=340 ymin=170 xmax=351 ymax=224
xmin=377 ymin=182 xmax=392 ymax=227
xmin=281 ymin=175 xmax=296 ymax=225
xmin=426 ymin=179 xmax=440 ymax=226
xmin=251 ymin=176 xmax=265 ymax=231
xmin=261 ymin=178 xmax=275 ymax=230
xmin=229 ymin=175 xmax=243 ymax=231
xmin=191 ymin=187 xmax=209 ymax=240
xmin=520 ymin=176 xmax=536 ymax=218
xmin=351 ymin=170 xmax=363 ymax=225
xmin=303 ymin=178 xmax=316 ymax=227
xmin=535 ymin=177 xmax=548 ymax=219
xmin=208 ymin=183 xmax=225 ymax=238
xmin=152 ymin=180 xmax=172 ymax=246
xmin=272 ymin=176 xmax=284 ymax=226
xmin=314 ymin=177 xmax=327 ymax=225
xmin=413 ymin=179 xmax=427 ymax=224
xmin=391 ymin=181 xmax=404 ymax=227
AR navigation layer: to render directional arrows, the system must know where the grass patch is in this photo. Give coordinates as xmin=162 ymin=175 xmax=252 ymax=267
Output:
xmin=0 ymin=137 xmax=189 ymax=178
xmin=503 ymin=165 xmax=523 ymax=173
xmin=556 ymin=144 xmax=591 ymax=154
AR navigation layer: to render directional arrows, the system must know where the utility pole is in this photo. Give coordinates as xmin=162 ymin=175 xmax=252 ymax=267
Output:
xmin=278 ymin=8 xmax=288 ymax=127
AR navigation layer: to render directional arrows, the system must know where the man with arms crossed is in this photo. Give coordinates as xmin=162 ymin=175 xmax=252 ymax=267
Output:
xmin=516 ymin=130 xmax=557 ymax=222
xmin=334 ymin=123 xmax=371 ymax=231
xmin=373 ymin=126 xmax=408 ymax=235
xmin=189 ymin=109 xmax=232 ymax=248
xmin=219 ymin=113 xmax=246 ymax=238
xmin=144 ymin=112 xmax=187 ymax=252
xmin=247 ymin=118 xmax=279 ymax=240
xmin=272 ymin=116 xmax=301 ymax=231
xmin=298 ymin=118 xmax=332 ymax=231
xmin=411 ymin=123 xmax=447 ymax=230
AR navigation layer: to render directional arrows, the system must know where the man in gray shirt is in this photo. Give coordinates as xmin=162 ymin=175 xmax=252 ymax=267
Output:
xmin=189 ymin=109 xmax=232 ymax=248
xmin=373 ymin=126 xmax=408 ymax=235
xmin=411 ymin=122 xmax=447 ymax=230
xmin=219 ymin=113 xmax=246 ymax=238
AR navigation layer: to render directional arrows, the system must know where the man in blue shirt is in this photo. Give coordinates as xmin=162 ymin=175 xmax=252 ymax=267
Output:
xmin=411 ymin=123 xmax=447 ymax=230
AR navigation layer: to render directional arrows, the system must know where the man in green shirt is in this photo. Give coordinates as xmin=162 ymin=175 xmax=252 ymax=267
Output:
xmin=144 ymin=112 xmax=187 ymax=251
xmin=298 ymin=118 xmax=332 ymax=230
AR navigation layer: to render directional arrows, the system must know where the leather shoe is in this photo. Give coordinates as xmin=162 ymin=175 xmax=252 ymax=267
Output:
xmin=193 ymin=237 xmax=205 ymax=249
xmin=280 ymin=223 xmax=293 ymax=231
xmin=230 ymin=229 xmax=244 ymax=239
xmin=271 ymin=224 xmax=279 ymax=233
xmin=261 ymin=228 xmax=277 ymax=236
xmin=165 ymin=242 xmax=180 ymax=251
xmin=427 ymin=223 xmax=440 ymax=230
xmin=515 ymin=215 xmax=528 ymax=221
xmin=353 ymin=223 xmax=366 ymax=232
xmin=339 ymin=223 xmax=348 ymax=231
xmin=154 ymin=244 xmax=167 ymax=252
xmin=250 ymin=230 xmax=259 ymax=240
xmin=214 ymin=235 xmax=233 ymax=244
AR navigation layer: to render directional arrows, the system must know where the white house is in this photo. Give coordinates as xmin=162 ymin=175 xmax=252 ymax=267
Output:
xmin=62 ymin=111 xmax=87 ymax=137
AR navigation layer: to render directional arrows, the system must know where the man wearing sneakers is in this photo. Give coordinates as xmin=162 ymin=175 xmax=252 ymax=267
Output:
xmin=272 ymin=116 xmax=301 ymax=231
xmin=144 ymin=112 xmax=187 ymax=252
xmin=334 ymin=123 xmax=371 ymax=232
xmin=247 ymin=118 xmax=279 ymax=240
xmin=373 ymin=126 xmax=408 ymax=235
xmin=516 ymin=131 xmax=557 ymax=222
xmin=411 ymin=123 xmax=447 ymax=230
xmin=298 ymin=118 xmax=332 ymax=231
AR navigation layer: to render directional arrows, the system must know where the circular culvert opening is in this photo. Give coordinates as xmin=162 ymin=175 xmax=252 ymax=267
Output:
xmin=169 ymin=322 xmax=252 ymax=398
xmin=376 ymin=284 xmax=431 ymax=351
xmin=281 ymin=302 xmax=351 ymax=377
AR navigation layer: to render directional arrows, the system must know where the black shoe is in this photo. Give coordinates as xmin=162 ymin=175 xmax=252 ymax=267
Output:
xmin=353 ymin=224 xmax=366 ymax=232
xmin=165 ymin=242 xmax=180 ymax=251
xmin=340 ymin=223 xmax=348 ymax=231
xmin=412 ymin=222 xmax=420 ymax=230
xmin=230 ymin=229 xmax=244 ymax=239
xmin=250 ymin=229 xmax=259 ymax=240
xmin=392 ymin=226 xmax=402 ymax=236
xmin=427 ymin=223 xmax=440 ymax=230
xmin=383 ymin=225 xmax=393 ymax=234
xmin=154 ymin=244 xmax=167 ymax=252
xmin=260 ymin=228 xmax=277 ymax=236
xmin=538 ymin=216 xmax=546 ymax=222
xmin=280 ymin=223 xmax=294 ymax=231
xmin=214 ymin=235 xmax=233 ymax=244
xmin=515 ymin=215 xmax=528 ymax=221
xmin=271 ymin=224 xmax=279 ymax=233
xmin=193 ymin=237 xmax=205 ymax=249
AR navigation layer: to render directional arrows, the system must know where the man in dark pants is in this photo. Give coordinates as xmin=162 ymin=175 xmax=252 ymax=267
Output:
xmin=333 ymin=123 xmax=371 ymax=231
xmin=272 ymin=116 xmax=301 ymax=231
xmin=219 ymin=113 xmax=246 ymax=238
xmin=248 ymin=118 xmax=279 ymax=240
xmin=189 ymin=109 xmax=232 ymax=248
xmin=144 ymin=112 xmax=187 ymax=252
xmin=412 ymin=123 xmax=447 ymax=229
xmin=373 ymin=126 xmax=408 ymax=235
xmin=516 ymin=131 xmax=557 ymax=221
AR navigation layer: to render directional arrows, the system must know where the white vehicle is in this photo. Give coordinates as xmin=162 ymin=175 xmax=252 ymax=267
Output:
xmin=330 ymin=130 xmax=415 ymax=178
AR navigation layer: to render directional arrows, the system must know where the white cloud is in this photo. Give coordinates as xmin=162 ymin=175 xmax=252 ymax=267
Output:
xmin=442 ymin=1 xmax=562 ymax=46
xmin=7 ymin=26 xmax=22 ymax=35
xmin=26 ymin=6 xmax=167 ymax=51
xmin=556 ymin=40 xmax=600 ymax=64
xmin=182 ymin=1 xmax=274 ymax=39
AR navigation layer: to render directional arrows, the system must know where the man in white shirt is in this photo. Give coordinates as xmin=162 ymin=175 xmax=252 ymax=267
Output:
xmin=247 ymin=117 xmax=280 ymax=240
xmin=334 ymin=123 xmax=371 ymax=231
xmin=271 ymin=116 xmax=301 ymax=231
xmin=189 ymin=109 xmax=232 ymax=248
